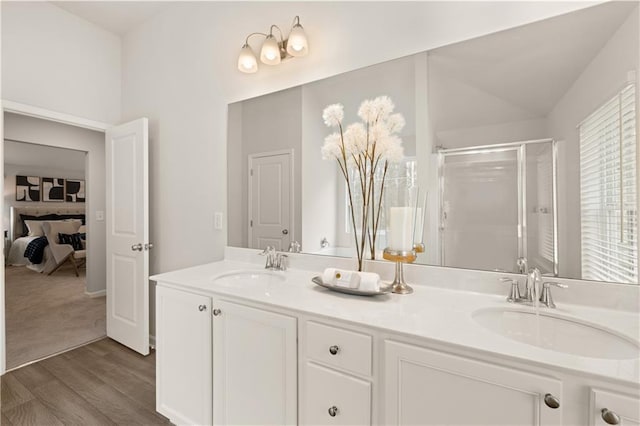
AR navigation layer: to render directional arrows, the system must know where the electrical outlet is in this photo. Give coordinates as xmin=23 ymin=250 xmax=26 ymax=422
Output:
xmin=214 ymin=212 xmax=223 ymax=230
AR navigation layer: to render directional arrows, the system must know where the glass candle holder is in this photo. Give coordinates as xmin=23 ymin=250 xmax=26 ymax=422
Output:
xmin=383 ymin=181 xmax=421 ymax=294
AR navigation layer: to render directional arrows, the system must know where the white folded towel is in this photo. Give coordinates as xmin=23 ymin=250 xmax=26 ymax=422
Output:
xmin=322 ymin=268 xmax=361 ymax=289
xmin=357 ymin=272 xmax=380 ymax=292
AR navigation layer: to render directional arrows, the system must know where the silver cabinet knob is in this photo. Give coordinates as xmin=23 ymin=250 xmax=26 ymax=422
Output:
xmin=213 ymin=308 xmax=222 ymax=316
xmin=144 ymin=243 xmax=154 ymax=250
xmin=282 ymin=229 xmax=289 ymax=235
xmin=329 ymin=345 xmax=339 ymax=355
xmin=544 ymin=393 xmax=560 ymax=409
xmin=601 ymin=408 xmax=621 ymax=425
xmin=328 ymin=406 xmax=338 ymax=417
xmin=198 ymin=305 xmax=207 ymax=312
xmin=131 ymin=243 xmax=143 ymax=252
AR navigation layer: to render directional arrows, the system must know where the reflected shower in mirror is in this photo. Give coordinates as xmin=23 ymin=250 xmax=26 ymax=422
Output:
xmin=228 ymin=2 xmax=639 ymax=284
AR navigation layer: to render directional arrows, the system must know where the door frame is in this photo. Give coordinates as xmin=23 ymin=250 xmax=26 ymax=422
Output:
xmin=247 ymin=149 xmax=295 ymax=249
xmin=0 ymin=100 xmax=110 ymax=374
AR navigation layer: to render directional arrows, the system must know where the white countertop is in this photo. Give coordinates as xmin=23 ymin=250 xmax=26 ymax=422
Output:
xmin=151 ymin=260 xmax=640 ymax=386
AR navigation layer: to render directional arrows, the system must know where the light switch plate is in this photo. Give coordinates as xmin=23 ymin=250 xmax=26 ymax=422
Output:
xmin=214 ymin=212 xmax=223 ymax=230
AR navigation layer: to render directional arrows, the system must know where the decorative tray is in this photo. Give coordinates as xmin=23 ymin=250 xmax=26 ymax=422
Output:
xmin=312 ymin=276 xmax=392 ymax=296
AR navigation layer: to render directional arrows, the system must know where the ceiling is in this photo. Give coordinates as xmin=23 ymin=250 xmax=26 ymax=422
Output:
xmin=428 ymin=1 xmax=637 ymax=132
xmin=51 ymin=1 xmax=171 ymax=36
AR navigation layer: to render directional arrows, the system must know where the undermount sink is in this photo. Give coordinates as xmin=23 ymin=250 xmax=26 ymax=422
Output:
xmin=472 ymin=307 xmax=640 ymax=360
xmin=212 ymin=270 xmax=286 ymax=287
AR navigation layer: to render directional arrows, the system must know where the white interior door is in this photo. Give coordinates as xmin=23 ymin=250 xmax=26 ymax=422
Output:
xmin=249 ymin=151 xmax=292 ymax=251
xmin=106 ymin=118 xmax=150 ymax=355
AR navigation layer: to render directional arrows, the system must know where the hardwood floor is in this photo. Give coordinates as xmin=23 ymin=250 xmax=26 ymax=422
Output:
xmin=1 ymin=338 xmax=170 ymax=425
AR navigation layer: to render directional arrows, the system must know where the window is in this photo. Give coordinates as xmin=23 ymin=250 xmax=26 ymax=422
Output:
xmin=579 ymin=83 xmax=637 ymax=283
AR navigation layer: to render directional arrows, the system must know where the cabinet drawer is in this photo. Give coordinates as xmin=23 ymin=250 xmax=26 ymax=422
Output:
xmin=306 ymin=321 xmax=372 ymax=376
xmin=303 ymin=362 xmax=371 ymax=425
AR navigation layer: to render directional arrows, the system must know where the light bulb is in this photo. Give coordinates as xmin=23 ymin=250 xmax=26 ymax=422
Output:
xmin=260 ymin=35 xmax=281 ymax=65
xmin=286 ymin=23 xmax=308 ymax=57
xmin=237 ymin=44 xmax=258 ymax=73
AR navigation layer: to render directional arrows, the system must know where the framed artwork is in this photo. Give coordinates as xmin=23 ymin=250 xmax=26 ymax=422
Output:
xmin=16 ymin=176 xmax=41 ymax=202
xmin=65 ymin=179 xmax=86 ymax=203
xmin=42 ymin=178 xmax=65 ymax=202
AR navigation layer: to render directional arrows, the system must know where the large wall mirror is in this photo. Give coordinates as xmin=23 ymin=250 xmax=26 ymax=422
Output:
xmin=228 ymin=2 xmax=639 ymax=285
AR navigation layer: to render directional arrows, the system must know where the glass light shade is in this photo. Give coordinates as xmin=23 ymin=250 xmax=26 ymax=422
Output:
xmin=260 ymin=35 xmax=281 ymax=65
xmin=237 ymin=44 xmax=258 ymax=73
xmin=286 ymin=24 xmax=308 ymax=57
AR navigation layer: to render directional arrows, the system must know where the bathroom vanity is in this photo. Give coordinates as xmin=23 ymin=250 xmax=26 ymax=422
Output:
xmin=151 ymin=251 xmax=639 ymax=426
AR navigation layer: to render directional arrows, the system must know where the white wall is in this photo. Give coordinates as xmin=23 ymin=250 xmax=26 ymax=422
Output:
xmin=548 ymin=8 xmax=639 ymax=279
xmin=1 ymin=1 xmax=121 ymax=124
xmin=3 ymin=113 xmax=106 ymax=294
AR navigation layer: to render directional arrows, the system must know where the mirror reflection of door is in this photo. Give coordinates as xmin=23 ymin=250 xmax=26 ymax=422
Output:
xmin=248 ymin=151 xmax=292 ymax=251
xmin=440 ymin=149 xmax=520 ymax=273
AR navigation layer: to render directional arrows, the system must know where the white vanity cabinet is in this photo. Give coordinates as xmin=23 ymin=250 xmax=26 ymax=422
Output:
xmin=156 ymin=285 xmax=213 ymax=426
xmin=384 ymin=340 xmax=564 ymax=425
xmin=155 ymin=285 xmax=297 ymax=426
xmin=302 ymin=321 xmax=374 ymax=425
xmin=212 ymin=298 xmax=297 ymax=425
xmin=591 ymin=388 xmax=640 ymax=426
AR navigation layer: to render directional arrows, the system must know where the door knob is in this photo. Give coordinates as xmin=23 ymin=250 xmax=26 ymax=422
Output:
xmin=601 ymin=408 xmax=621 ymax=425
xmin=131 ymin=243 xmax=143 ymax=252
xmin=543 ymin=393 xmax=560 ymax=409
xmin=282 ymin=229 xmax=289 ymax=235
xmin=144 ymin=243 xmax=154 ymax=250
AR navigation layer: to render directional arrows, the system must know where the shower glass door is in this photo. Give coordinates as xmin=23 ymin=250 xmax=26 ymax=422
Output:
xmin=440 ymin=148 xmax=521 ymax=272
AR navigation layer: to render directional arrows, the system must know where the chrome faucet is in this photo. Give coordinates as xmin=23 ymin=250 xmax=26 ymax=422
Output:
xmin=499 ymin=268 xmax=568 ymax=308
xmin=259 ymin=246 xmax=287 ymax=271
xmin=516 ymin=257 xmax=528 ymax=274
xmin=524 ymin=267 xmax=541 ymax=302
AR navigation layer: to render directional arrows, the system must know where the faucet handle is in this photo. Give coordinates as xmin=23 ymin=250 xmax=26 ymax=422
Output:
xmin=259 ymin=245 xmax=275 ymax=256
xmin=500 ymin=277 xmax=521 ymax=303
xmin=539 ymin=281 xmax=567 ymax=308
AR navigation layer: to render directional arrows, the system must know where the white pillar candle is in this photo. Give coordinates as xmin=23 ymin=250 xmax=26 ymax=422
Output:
xmin=389 ymin=207 xmax=414 ymax=251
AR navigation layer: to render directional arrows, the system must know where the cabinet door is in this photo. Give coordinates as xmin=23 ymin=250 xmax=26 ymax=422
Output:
xmin=213 ymin=299 xmax=297 ymax=425
xmin=385 ymin=340 xmax=563 ymax=425
xmin=156 ymin=285 xmax=212 ymax=425
xmin=303 ymin=361 xmax=372 ymax=425
xmin=591 ymin=388 xmax=640 ymax=426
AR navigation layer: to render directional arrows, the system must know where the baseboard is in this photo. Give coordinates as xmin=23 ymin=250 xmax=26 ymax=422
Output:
xmin=85 ymin=289 xmax=106 ymax=298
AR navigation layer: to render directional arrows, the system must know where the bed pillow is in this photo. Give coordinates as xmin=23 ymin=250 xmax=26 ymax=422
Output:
xmin=42 ymin=220 xmax=82 ymax=244
xmin=58 ymin=214 xmax=86 ymax=225
xmin=19 ymin=214 xmax=59 ymax=237
xmin=58 ymin=233 xmax=84 ymax=251
xmin=24 ymin=220 xmax=45 ymax=237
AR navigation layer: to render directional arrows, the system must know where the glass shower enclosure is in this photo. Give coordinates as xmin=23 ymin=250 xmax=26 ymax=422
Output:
xmin=437 ymin=139 xmax=558 ymax=275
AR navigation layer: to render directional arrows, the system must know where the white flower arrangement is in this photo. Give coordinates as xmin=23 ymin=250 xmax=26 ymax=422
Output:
xmin=321 ymin=96 xmax=405 ymax=270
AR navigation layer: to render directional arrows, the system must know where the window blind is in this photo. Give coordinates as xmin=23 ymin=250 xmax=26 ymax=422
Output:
xmin=579 ymin=83 xmax=637 ymax=283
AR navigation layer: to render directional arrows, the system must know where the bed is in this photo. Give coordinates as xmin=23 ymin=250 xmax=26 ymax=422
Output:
xmin=7 ymin=206 xmax=86 ymax=274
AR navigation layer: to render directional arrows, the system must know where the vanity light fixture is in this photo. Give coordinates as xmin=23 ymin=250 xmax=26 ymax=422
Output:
xmin=237 ymin=16 xmax=308 ymax=74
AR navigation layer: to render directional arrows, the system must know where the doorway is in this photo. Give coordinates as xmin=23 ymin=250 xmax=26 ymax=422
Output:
xmin=248 ymin=150 xmax=294 ymax=251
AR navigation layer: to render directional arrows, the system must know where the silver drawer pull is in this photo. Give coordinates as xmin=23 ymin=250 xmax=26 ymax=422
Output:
xmin=329 ymin=345 xmax=339 ymax=355
xmin=601 ymin=408 xmax=621 ymax=425
xmin=328 ymin=406 xmax=338 ymax=417
xmin=213 ymin=308 xmax=222 ymax=316
xmin=543 ymin=393 xmax=560 ymax=409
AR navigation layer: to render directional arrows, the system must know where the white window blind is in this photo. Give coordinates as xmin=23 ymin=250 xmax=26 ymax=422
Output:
xmin=579 ymin=83 xmax=637 ymax=283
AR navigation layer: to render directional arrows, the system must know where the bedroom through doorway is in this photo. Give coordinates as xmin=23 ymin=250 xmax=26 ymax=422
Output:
xmin=3 ymin=113 xmax=107 ymax=370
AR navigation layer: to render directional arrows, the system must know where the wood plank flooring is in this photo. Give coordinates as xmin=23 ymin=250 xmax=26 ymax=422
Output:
xmin=1 ymin=338 xmax=170 ymax=425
